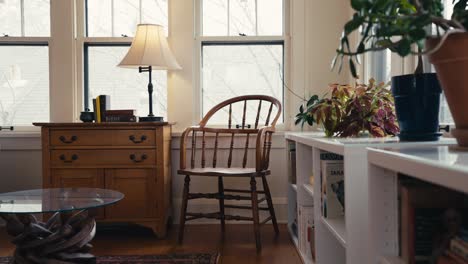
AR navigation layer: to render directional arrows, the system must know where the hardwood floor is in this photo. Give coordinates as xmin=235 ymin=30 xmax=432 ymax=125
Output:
xmin=0 ymin=224 xmax=301 ymax=264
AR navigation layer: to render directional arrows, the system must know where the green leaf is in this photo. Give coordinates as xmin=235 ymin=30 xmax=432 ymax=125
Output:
xmin=351 ymin=0 xmax=367 ymax=10
xmin=299 ymin=104 xmax=304 ymax=113
xmin=395 ymin=38 xmax=412 ymax=57
xmin=409 ymin=28 xmax=427 ymax=41
xmin=344 ymin=15 xmax=364 ymax=35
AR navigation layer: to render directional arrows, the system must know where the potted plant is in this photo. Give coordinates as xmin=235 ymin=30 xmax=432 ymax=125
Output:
xmin=334 ymin=0 xmax=468 ymax=145
xmin=295 ymin=78 xmax=400 ymax=138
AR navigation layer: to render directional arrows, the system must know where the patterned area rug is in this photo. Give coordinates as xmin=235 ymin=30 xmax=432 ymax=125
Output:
xmin=0 ymin=253 xmax=220 ymax=264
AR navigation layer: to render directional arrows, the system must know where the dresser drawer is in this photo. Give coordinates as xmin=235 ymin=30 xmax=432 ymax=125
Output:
xmin=51 ymin=149 xmax=156 ymax=167
xmin=50 ymin=129 xmax=156 ymax=147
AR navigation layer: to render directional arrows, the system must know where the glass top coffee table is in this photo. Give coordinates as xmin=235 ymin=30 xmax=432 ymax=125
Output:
xmin=0 ymin=188 xmax=124 ymax=264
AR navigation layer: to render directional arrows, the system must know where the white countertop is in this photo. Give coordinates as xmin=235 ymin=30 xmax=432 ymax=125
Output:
xmin=368 ymin=145 xmax=468 ymax=193
xmin=285 ymin=132 xmax=456 ymax=154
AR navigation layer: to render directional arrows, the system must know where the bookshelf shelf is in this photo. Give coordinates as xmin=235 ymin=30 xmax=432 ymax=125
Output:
xmin=368 ymin=146 xmax=468 ymax=263
xmin=285 ymin=132 xmax=455 ymax=264
xmin=303 ymin=184 xmax=314 ymax=198
xmin=321 ymin=217 xmax=346 ymax=247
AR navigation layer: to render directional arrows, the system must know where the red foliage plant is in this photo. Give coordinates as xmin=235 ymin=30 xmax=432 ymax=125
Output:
xmin=303 ymin=78 xmax=399 ymax=138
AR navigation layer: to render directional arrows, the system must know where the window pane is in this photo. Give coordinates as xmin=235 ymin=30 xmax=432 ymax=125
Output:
xmin=86 ymin=46 xmax=167 ymax=118
xmin=113 ymin=0 xmax=140 ymax=37
xmin=202 ymin=0 xmax=283 ymax=36
xmin=202 ymin=0 xmax=228 ymax=36
xmin=24 ymin=0 xmax=50 ymax=36
xmin=87 ymin=0 xmax=112 ymax=37
xmin=87 ymin=0 xmax=168 ymax=37
xmin=142 ymin=0 xmax=168 ymax=26
xmin=202 ymin=44 xmax=283 ymax=123
xmin=257 ymin=0 xmax=283 ymax=35
xmin=0 ymin=46 xmax=50 ymax=126
xmin=229 ymin=0 xmax=256 ymax=36
xmin=0 ymin=0 xmax=21 ymax=36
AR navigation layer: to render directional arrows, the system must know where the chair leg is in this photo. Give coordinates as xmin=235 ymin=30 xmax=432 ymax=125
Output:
xmin=178 ymin=175 xmax=190 ymax=244
xmin=262 ymin=175 xmax=279 ymax=235
xmin=218 ymin=176 xmax=226 ymax=233
xmin=250 ymin=176 xmax=262 ymax=252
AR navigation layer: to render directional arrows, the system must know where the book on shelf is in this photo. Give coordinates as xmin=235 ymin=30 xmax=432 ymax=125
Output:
xmin=298 ymin=205 xmax=314 ymax=260
xmin=400 ymin=180 xmax=468 ymax=264
xmin=105 ymin=109 xmax=136 ymax=115
xmin=321 ymin=160 xmax=344 ymax=218
xmin=104 ymin=115 xmax=137 ymax=122
xmin=319 ymin=152 xmax=343 ymax=219
xmin=92 ymin=95 xmax=110 ymax=123
xmin=307 ymin=210 xmax=316 ymax=261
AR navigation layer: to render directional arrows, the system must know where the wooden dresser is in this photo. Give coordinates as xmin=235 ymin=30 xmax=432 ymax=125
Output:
xmin=34 ymin=122 xmax=172 ymax=237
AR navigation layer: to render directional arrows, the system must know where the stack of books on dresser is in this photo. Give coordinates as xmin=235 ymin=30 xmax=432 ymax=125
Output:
xmin=104 ymin=109 xmax=137 ymax=122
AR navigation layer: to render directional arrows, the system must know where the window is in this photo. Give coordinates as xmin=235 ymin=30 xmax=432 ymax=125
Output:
xmin=198 ymin=0 xmax=287 ymax=124
xmin=82 ymin=0 xmax=169 ymax=118
xmin=0 ymin=0 xmax=50 ymax=128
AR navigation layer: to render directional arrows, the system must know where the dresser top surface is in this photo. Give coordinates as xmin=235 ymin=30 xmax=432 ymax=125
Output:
xmin=33 ymin=122 xmax=173 ymax=128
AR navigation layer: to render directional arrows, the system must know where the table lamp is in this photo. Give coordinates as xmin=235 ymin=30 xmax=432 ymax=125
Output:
xmin=118 ymin=24 xmax=181 ymax=122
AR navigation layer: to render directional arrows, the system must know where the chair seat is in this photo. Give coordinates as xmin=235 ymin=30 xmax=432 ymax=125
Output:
xmin=178 ymin=167 xmax=270 ymax=177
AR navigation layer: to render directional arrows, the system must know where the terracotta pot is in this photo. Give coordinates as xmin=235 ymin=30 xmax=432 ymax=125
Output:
xmin=426 ymin=33 xmax=468 ymax=147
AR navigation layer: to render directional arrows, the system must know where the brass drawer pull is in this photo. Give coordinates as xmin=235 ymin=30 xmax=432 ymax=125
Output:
xmin=59 ymin=154 xmax=78 ymax=163
xmin=129 ymin=135 xmax=147 ymax=144
xmin=59 ymin=135 xmax=77 ymax=144
xmin=130 ymin=154 xmax=148 ymax=163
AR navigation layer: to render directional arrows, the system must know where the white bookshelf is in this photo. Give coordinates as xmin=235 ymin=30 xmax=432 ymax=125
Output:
xmin=285 ymin=132 xmax=456 ymax=264
xmin=367 ymin=146 xmax=468 ymax=263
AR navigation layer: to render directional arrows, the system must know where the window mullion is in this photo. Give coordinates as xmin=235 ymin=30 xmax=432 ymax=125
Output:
xmin=227 ymin=0 xmax=230 ymax=36
xmin=111 ymin=0 xmax=115 ymax=37
xmin=255 ymin=0 xmax=258 ymax=36
xmin=20 ymin=0 xmax=25 ymax=36
xmin=139 ymin=0 xmax=143 ymax=23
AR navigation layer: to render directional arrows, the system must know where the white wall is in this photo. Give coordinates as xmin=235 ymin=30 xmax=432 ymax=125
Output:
xmin=0 ymin=1 xmax=352 ymax=224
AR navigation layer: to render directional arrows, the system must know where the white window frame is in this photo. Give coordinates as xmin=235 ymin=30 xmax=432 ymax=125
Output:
xmin=193 ymin=0 xmax=291 ymax=130
xmin=0 ymin=0 xmax=51 ymax=132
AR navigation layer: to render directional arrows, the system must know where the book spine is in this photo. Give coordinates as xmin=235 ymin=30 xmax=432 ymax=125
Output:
xmin=104 ymin=115 xmax=137 ymax=122
xmin=98 ymin=95 xmax=110 ymax=122
xmin=95 ymin=96 xmax=101 ymax=123
xmin=92 ymin=99 xmax=97 ymax=122
xmin=105 ymin=110 xmax=136 ymax=115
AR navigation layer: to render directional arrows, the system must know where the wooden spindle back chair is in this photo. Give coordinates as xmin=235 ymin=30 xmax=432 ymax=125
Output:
xmin=177 ymin=95 xmax=281 ymax=252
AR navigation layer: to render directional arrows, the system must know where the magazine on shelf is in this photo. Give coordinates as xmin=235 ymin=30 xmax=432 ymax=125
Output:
xmin=320 ymin=152 xmax=344 ymax=218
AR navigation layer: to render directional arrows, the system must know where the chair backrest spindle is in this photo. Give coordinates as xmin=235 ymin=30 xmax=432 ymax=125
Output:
xmin=191 ymin=130 xmax=197 ymax=169
xmin=242 ymin=100 xmax=247 ymax=129
xmin=255 ymin=100 xmax=262 ymax=129
xmin=242 ymin=133 xmax=250 ymax=168
xmin=265 ymin=102 xmax=274 ymax=126
xmin=227 ymin=133 xmax=235 ymax=168
xmin=213 ymin=132 xmax=219 ymax=168
xmin=228 ymin=104 xmax=232 ymax=129
xmin=201 ymin=131 xmax=206 ymax=168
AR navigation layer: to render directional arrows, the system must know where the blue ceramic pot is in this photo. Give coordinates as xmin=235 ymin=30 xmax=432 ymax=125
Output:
xmin=391 ymin=73 xmax=442 ymax=141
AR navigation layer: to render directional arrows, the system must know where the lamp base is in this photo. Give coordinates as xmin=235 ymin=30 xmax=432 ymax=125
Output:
xmin=139 ymin=116 xmax=164 ymax=122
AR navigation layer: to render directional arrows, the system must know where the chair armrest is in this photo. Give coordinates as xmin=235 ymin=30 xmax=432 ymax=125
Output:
xmin=179 ymin=126 xmax=200 ymax=170
xmin=255 ymin=126 xmax=276 ymax=172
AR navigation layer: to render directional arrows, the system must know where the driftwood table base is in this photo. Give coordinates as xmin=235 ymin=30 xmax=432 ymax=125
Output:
xmin=0 ymin=210 xmax=96 ymax=264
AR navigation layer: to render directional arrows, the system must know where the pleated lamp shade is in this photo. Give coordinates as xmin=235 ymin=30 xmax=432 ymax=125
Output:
xmin=118 ymin=24 xmax=181 ymax=70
